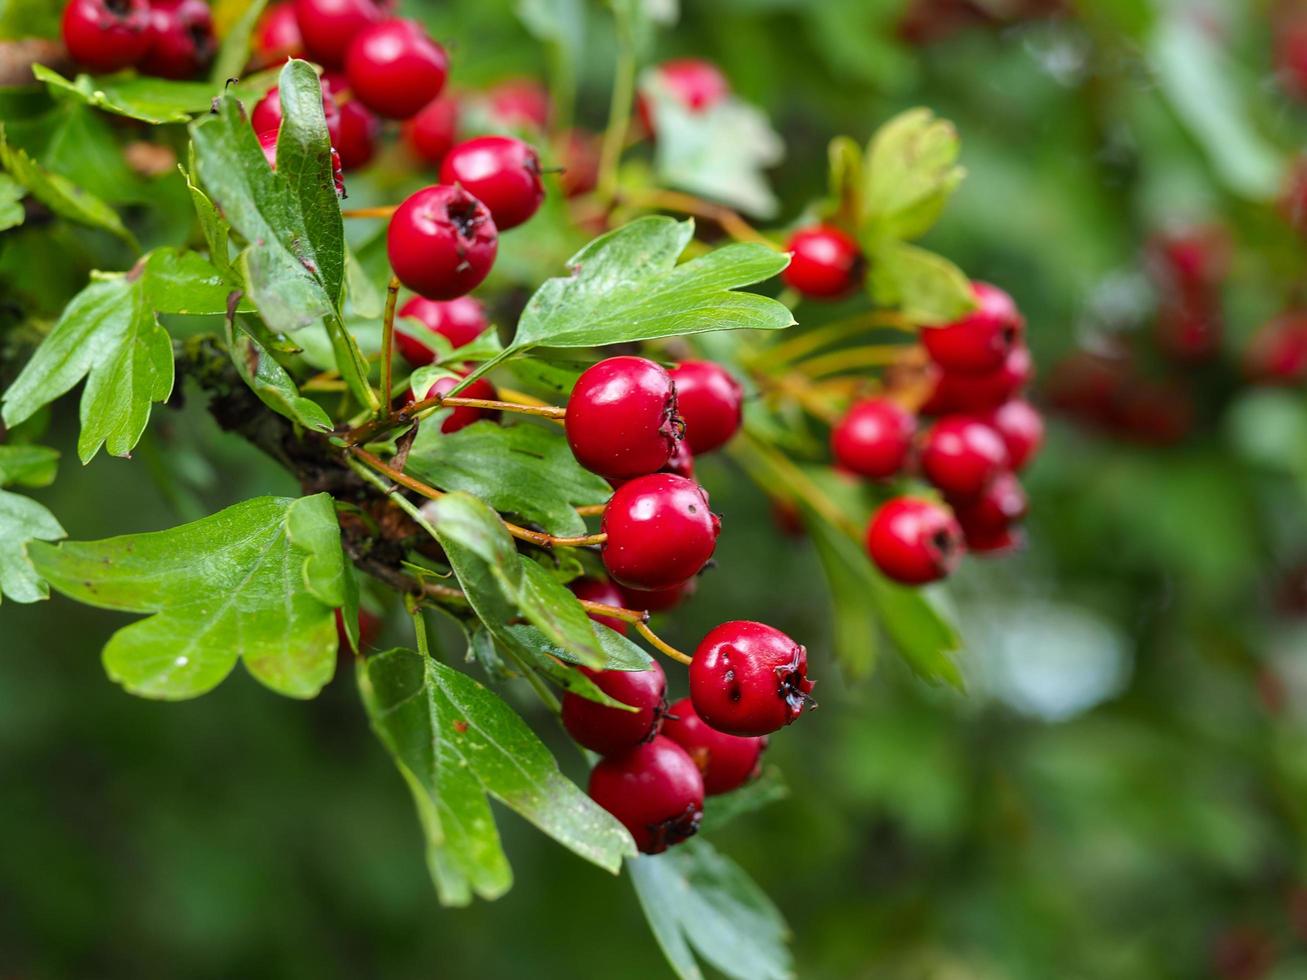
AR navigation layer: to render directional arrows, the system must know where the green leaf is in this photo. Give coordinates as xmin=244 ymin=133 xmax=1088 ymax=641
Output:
xmin=516 ymin=556 xmax=607 ymax=669
xmin=210 ymin=0 xmax=270 ymax=84
xmin=401 ymin=324 xmax=504 ymax=370
xmin=868 ymin=240 xmax=973 ymax=325
xmin=1 ymin=270 xmax=174 ymax=463
xmin=31 ymin=64 xmax=215 ymax=125
xmin=227 ymin=316 xmax=333 ymax=432
xmin=0 ymin=488 xmax=65 ymax=605
xmin=0 ymin=172 xmax=24 ymax=231
xmin=358 ymin=648 xmax=636 ymax=905
xmin=803 ymin=509 xmax=879 ymax=681
xmin=504 ymin=622 xmax=652 ymax=671
xmin=0 ymin=443 xmax=59 ymax=488
xmin=512 ymin=217 xmax=793 ymax=351
xmin=825 ymin=135 xmax=863 ymax=228
xmin=142 ymin=248 xmax=254 ymax=316
xmin=181 ymin=144 xmax=237 ymax=282
xmin=861 ymin=107 xmax=966 ymax=240
xmin=407 ymin=421 xmax=610 ymax=537
xmin=629 ymin=839 xmax=793 ymax=980
xmin=868 ymin=573 xmax=963 ymax=690
xmin=697 ymin=767 xmax=788 ymax=834
xmin=497 ymin=628 xmax=642 ymax=710
xmin=28 ymin=495 xmax=345 ymax=700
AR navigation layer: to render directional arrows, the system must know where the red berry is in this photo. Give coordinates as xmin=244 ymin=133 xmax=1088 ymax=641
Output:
xmin=485 ymin=78 xmax=551 ymax=130
xmin=139 ymin=0 xmax=214 ymax=79
xmin=588 ymin=736 xmax=703 ymax=854
xmin=560 ymin=130 xmax=601 ymax=198
xmin=320 ymin=74 xmax=380 ymax=170
xmin=1147 ymin=225 xmax=1230 ymax=291
xmin=1245 ymin=312 xmax=1307 ymax=385
xmin=620 ymin=578 xmax=695 ymax=614
xmin=961 ymin=524 xmax=1022 ymax=555
xmin=668 ymin=361 xmax=744 ymax=455
xmin=62 ymin=0 xmax=151 ymax=73
xmin=866 ymin=497 xmax=964 ymax=585
xmin=980 ymin=399 xmax=1043 ymax=471
xmin=569 ymin=577 xmax=630 ymax=635
xmin=1278 ymin=14 xmax=1307 ymax=101
xmin=345 ymin=18 xmax=448 ymax=120
xmin=293 ymin=0 xmax=389 ymax=68
xmin=1155 ymin=292 xmax=1222 ymax=362
xmin=414 ymin=374 xmax=499 ymax=434
xmin=688 ymin=621 xmax=812 ymax=737
xmin=660 ymin=438 xmax=695 ymax=480
xmin=781 ymin=226 xmax=862 ymax=299
xmin=562 ymin=661 xmax=667 ymax=756
xmin=638 ymin=59 xmax=729 ymax=132
xmin=950 ymin=470 xmax=1027 ymax=536
xmin=335 ymin=607 xmax=382 ymax=651
xmin=439 ymin=136 xmax=545 ymax=231
xmin=921 ymin=281 xmax=1023 ymax=375
xmin=395 ymin=296 xmax=487 ymax=367
xmin=662 ymin=697 xmax=766 ymax=796
xmin=601 ymin=474 xmax=719 ymax=590
xmin=387 ymin=184 xmax=498 ymax=300
xmin=830 ymin=397 xmax=915 ymax=479
xmin=565 ymin=356 xmax=680 ymax=480
xmin=258 ymin=128 xmax=344 ymax=196
xmin=405 ymin=96 xmax=459 ymax=166
xmin=922 ymin=344 xmax=1033 ymax=414
xmin=920 ymin=416 xmax=1008 ymax=498
xmin=251 ymin=85 xmax=343 ymax=148
xmin=254 ymin=2 xmax=303 ymax=64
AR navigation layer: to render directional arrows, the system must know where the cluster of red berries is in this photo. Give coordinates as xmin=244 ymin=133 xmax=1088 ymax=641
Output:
xmin=62 ymin=0 xmax=215 ymax=79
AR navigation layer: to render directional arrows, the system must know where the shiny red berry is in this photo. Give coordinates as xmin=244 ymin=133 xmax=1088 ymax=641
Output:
xmin=981 ymin=399 xmax=1043 ymax=472
xmin=293 ymin=0 xmax=389 ymax=67
xmin=562 ymin=661 xmax=667 ymax=756
xmin=688 ymin=621 xmax=812 ymax=738
xmin=638 ymin=58 xmax=729 ymax=132
xmin=320 ymin=74 xmax=380 ymax=170
xmin=950 ymin=470 xmax=1027 ymax=536
xmin=139 ymin=0 xmax=214 ymax=79
xmin=566 ymin=356 xmax=680 ymax=480
xmin=414 ymin=375 xmax=499 ymax=434
xmin=485 ymin=78 xmax=550 ymax=130
xmin=345 ymin=18 xmax=448 ymax=120
xmin=782 ymin=226 xmax=862 ymax=299
xmin=620 ymin=578 xmax=696 ymax=614
xmin=62 ymin=0 xmax=151 ymax=72
xmin=662 ymin=697 xmax=766 ymax=796
xmin=921 ymin=281 xmax=1023 ymax=375
xmin=920 ymin=416 xmax=1009 ymax=498
xmin=405 ymin=96 xmax=459 ymax=166
xmin=588 ymin=736 xmax=704 ymax=854
xmin=668 ymin=361 xmax=744 ymax=455
xmin=395 ymin=296 xmax=487 ymax=367
xmin=866 ymin=497 xmax=964 ymax=585
xmin=387 ymin=184 xmax=498 ymax=300
xmin=439 ymin=136 xmax=545 ymax=231
xmin=569 ymin=577 xmax=629 ymax=635
xmin=254 ymin=3 xmax=303 ymax=64
xmin=830 ymin=397 xmax=915 ymax=479
xmin=1245 ymin=312 xmax=1307 ymax=385
xmin=601 ymin=474 xmax=720 ymax=591
xmin=922 ymin=344 xmax=1033 ymax=414
xmin=251 ymin=84 xmax=343 ymax=148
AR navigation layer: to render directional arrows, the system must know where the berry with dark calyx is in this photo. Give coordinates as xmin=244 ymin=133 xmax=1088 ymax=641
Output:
xmin=345 ymin=18 xmax=448 ymax=120
xmin=601 ymin=474 xmax=720 ymax=591
xmin=439 ymin=136 xmax=545 ymax=231
xmin=866 ymin=496 xmax=964 ymax=585
xmin=920 ymin=416 xmax=1008 ymax=498
xmin=662 ymin=697 xmax=766 ymax=796
xmin=688 ymin=621 xmax=812 ymax=737
xmin=485 ymin=78 xmax=551 ymax=130
xmin=830 ymin=397 xmax=915 ymax=479
xmin=981 ymin=399 xmax=1043 ymax=472
xmin=405 ymin=96 xmax=459 ymax=166
xmin=62 ymin=0 xmax=152 ymax=73
xmin=565 ymin=356 xmax=680 ymax=480
xmin=950 ymin=470 xmax=1027 ymax=537
xmin=620 ymin=578 xmax=696 ymax=614
xmin=251 ymin=85 xmax=343 ymax=149
xmin=254 ymin=2 xmax=303 ymax=64
xmin=387 ymin=184 xmax=498 ymax=300
xmin=569 ymin=577 xmax=630 ymax=635
xmin=293 ymin=0 xmax=389 ymax=68
xmin=588 ymin=736 xmax=704 ymax=854
xmin=921 ymin=344 xmax=1033 ymax=414
xmin=1244 ymin=312 xmax=1307 ymax=385
xmin=395 ymin=296 xmax=487 ymax=367
xmin=139 ymin=0 xmax=214 ymax=79
xmin=669 ymin=361 xmax=744 ymax=455
xmin=562 ymin=661 xmax=667 ymax=756
xmin=782 ymin=226 xmax=862 ymax=300
xmin=921 ymin=281 xmax=1024 ymax=375
xmin=413 ymin=375 xmax=500 ymax=434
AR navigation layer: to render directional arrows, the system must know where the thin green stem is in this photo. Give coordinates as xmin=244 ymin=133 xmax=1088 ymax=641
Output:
xmin=379 ymin=276 xmax=400 ymax=420
xmin=596 ymin=8 xmax=636 ymax=205
xmin=409 ymin=600 xmax=432 ymax=658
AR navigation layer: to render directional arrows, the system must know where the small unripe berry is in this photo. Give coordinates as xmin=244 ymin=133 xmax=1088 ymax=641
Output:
xmin=254 ymin=3 xmax=303 ymax=64
xmin=405 ymin=96 xmax=459 ymax=166
xmin=601 ymin=474 xmax=719 ymax=591
xmin=569 ymin=577 xmax=629 ymax=635
xmin=830 ymin=398 xmax=915 ymax=479
xmin=922 ymin=282 xmax=1024 ymax=375
xmin=562 ymin=661 xmax=667 ymax=756
xmin=293 ymin=0 xmax=389 ymax=68
xmin=566 ymin=357 xmax=680 ymax=480
xmin=345 ymin=18 xmax=449 ymax=120
xmin=668 ymin=361 xmax=744 ymax=455
xmin=414 ymin=375 xmax=499 ymax=434
xmin=62 ymin=0 xmax=152 ymax=73
xmin=866 ymin=497 xmax=964 ymax=585
xmin=387 ymin=184 xmax=498 ymax=300
xmin=588 ymin=736 xmax=704 ymax=854
xmin=440 ymin=136 xmax=545 ymax=231
xmin=139 ymin=0 xmax=214 ymax=80
xmin=395 ymin=296 xmax=487 ymax=367
xmin=920 ymin=416 xmax=1009 ymax=498
xmin=662 ymin=697 xmax=766 ymax=796
xmin=782 ymin=226 xmax=862 ymax=299
xmin=689 ymin=621 xmax=812 ymax=737
xmin=981 ymin=399 xmax=1043 ymax=472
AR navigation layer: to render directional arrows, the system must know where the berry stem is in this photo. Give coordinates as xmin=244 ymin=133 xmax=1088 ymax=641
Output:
xmin=408 ymin=598 xmax=432 ymax=658
xmin=437 ymin=395 xmax=566 ymax=419
xmin=794 ymin=344 xmax=909 ymax=379
xmin=623 ymin=188 xmax=777 ymax=249
xmin=634 ymin=621 xmax=693 ymax=666
xmin=379 ymin=276 xmax=401 ymax=420
xmin=341 ymin=205 xmax=399 ymax=219
xmin=750 ymin=311 xmax=917 ymax=370
xmin=575 ymin=600 xmax=693 ymax=665
xmin=343 ymin=383 xmax=563 ymax=446
xmin=575 ymin=503 xmax=606 ymax=517
xmin=596 ymin=8 xmax=636 ymax=205
xmin=730 ymin=430 xmax=862 ymax=539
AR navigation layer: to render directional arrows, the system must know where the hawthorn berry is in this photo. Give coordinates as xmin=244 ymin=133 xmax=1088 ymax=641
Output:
xmin=921 ymin=281 xmax=1023 ymax=375
xmin=254 ymin=3 xmax=303 ymax=64
xmin=1277 ymin=14 xmax=1307 ymax=101
xmin=251 ymin=85 xmax=343 ymax=149
xmin=588 ymin=736 xmax=704 ymax=854
xmin=561 ymin=661 xmax=667 ymax=756
xmin=439 ymin=136 xmax=545 ymax=231
xmin=345 ymin=19 xmax=448 ymax=120
xmin=662 ymin=697 xmax=766 ymax=796
xmin=405 ymin=97 xmax=459 ymax=166
xmin=601 ymin=474 xmax=719 ymax=591
xmin=619 ymin=578 xmax=696 ymax=614
xmin=395 ymin=296 xmax=487 ymax=367
xmin=639 ymin=58 xmax=729 ymax=132
xmin=688 ymin=621 xmax=812 ymax=737
xmin=414 ymin=375 xmax=500 ymax=434
xmin=257 ymin=128 xmax=345 ymax=196
xmin=981 ymin=399 xmax=1043 ymax=472
xmin=569 ymin=577 xmax=629 ymax=635
xmin=559 ymin=130 xmax=601 ymax=198
xmin=668 ymin=361 xmax=744 ymax=455
xmin=830 ymin=397 xmax=915 ymax=479
xmin=922 ymin=344 xmax=1033 ymax=414
xmin=139 ymin=0 xmax=214 ymax=80
xmin=485 ymin=78 xmax=551 ymax=130
xmin=866 ymin=497 xmax=964 ymax=585
xmin=920 ymin=416 xmax=1009 ymax=498
xmin=387 ymin=185 xmax=498 ymax=300
xmin=782 ymin=226 xmax=862 ymax=300
xmin=1147 ymin=226 xmax=1230 ymax=292
xmin=1244 ymin=313 xmax=1307 ymax=385
xmin=950 ymin=470 xmax=1027 ymax=538
xmin=565 ymin=357 xmax=680 ymax=480
xmin=62 ymin=0 xmax=152 ymax=73
xmin=293 ymin=0 xmax=389 ymax=68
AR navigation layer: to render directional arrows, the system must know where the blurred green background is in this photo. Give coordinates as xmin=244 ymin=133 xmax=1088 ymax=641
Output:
xmin=5 ymin=0 xmax=1307 ymax=977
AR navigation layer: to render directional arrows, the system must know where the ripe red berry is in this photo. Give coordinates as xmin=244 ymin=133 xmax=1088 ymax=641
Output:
xmin=485 ymin=78 xmax=551 ymax=130
xmin=866 ymin=497 xmax=964 ymax=585
xmin=830 ymin=397 xmax=915 ymax=479
xmin=781 ymin=226 xmax=862 ymax=299
xmin=1147 ymin=226 xmax=1230 ymax=292
xmin=921 ymin=281 xmax=1023 ymax=375
xmin=565 ymin=357 xmax=680 ymax=480
xmin=413 ymin=375 xmax=499 ymax=434
xmin=257 ymin=128 xmax=344 ymax=196
xmin=345 ymin=18 xmax=448 ymax=120
xmin=950 ymin=470 xmax=1027 ymax=537
xmin=638 ymin=58 xmax=729 ymax=132
xmin=1277 ymin=14 xmax=1307 ymax=101
xmin=981 ymin=399 xmax=1043 ymax=472
xmin=251 ymin=85 xmax=343 ymax=149
xmin=588 ymin=736 xmax=704 ymax=854
xmin=562 ymin=661 xmax=667 ymax=756
xmin=254 ymin=2 xmax=303 ymax=64
xmin=920 ymin=416 xmax=1009 ymax=498
xmin=662 ymin=697 xmax=766 ymax=796
xmin=293 ymin=0 xmax=389 ymax=67
xmin=560 ymin=129 xmax=601 ymax=198
xmin=439 ymin=136 xmax=545 ymax=231
xmin=688 ymin=621 xmax=812 ymax=737
xmin=601 ymin=474 xmax=720 ymax=591
xmin=62 ymin=0 xmax=152 ymax=73
xmin=395 ymin=296 xmax=487 ymax=367
xmin=387 ymin=184 xmax=498 ymax=300
xmin=921 ymin=344 xmax=1033 ymax=414
xmin=1245 ymin=312 xmax=1307 ymax=385
xmin=668 ymin=361 xmax=744 ymax=455
xmin=619 ymin=578 xmax=696 ymax=614
xmin=569 ymin=577 xmax=629 ymax=635
xmin=961 ymin=524 xmax=1022 ymax=555
xmin=139 ymin=0 xmax=214 ymax=79
xmin=405 ymin=96 xmax=459 ymax=166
